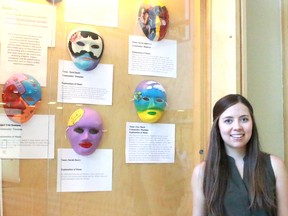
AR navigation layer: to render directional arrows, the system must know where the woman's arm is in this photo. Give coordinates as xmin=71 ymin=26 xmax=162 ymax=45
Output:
xmin=191 ymin=162 xmax=206 ymax=216
xmin=270 ymin=155 xmax=288 ymax=216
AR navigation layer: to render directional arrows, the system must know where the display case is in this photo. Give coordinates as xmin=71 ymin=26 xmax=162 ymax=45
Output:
xmin=0 ymin=0 xmax=210 ymax=215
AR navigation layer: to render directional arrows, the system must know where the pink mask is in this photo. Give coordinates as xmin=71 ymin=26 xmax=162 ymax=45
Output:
xmin=66 ymin=108 xmax=103 ymax=156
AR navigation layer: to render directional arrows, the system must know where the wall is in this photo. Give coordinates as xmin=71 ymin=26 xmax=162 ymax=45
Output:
xmin=245 ymin=0 xmax=284 ymax=158
xmin=282 ymin=0 xmax=288 ymax=164
xmin=211 ymin=0 xmax=241 ymax=106
xmin=211 ymin=0 xmax=286 ymax=160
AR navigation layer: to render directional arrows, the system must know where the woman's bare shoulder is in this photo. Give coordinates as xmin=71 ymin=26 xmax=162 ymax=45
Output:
xmin=191 ymin=161 xmax=207 ymax=216
xmin=269 ymin=154 xmax=288 ymax=216
xmin=269 ymin=154 xmax=288 ymax=178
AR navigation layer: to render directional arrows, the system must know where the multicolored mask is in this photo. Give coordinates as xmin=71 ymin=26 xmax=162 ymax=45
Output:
xmin=2 ymin=73 xmax=42 ymax=123
xmin=138 ymin=1 xmax=169 ymax=41
xmin=67 ymin=29 xmax=104 ymax=71
xmin=46 ymin=0 xmax=62 ymax=3
xmin=66 ymin=108 xmax=104 ymax=156
xmin=134 ymin=80 xmax=167 ymax=123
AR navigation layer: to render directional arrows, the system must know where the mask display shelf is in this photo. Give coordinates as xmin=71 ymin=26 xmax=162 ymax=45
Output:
xmin=0 ymin=0 xmax=209 ymax=215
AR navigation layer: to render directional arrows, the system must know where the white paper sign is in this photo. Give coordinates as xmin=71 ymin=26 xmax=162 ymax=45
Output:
xmin=0 ymin=1 xmax=56 ymax=86
xmin=57 ymin=60 xmax=113 ymax=105
xmin=0 ymin=114 xmax=55 ymax=159
xmin=126 ymin=122 xmax=175 ymax=163
xmin=0 ymin=31 xmax=48 ymax=86
xmin=57 ymin=149 xmax=113 ymax=192
xmin=128 ymin=35 xmax=177 ymax=78
xmin=0 ymin=0 xmax=56 ymax=46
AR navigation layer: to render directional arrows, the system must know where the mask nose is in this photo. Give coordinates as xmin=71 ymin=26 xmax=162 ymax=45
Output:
xmin=82 ymin=130 xmax=90 ymax=140
xmin=83 ymin=44 xmax=91 ymax=52
xmin=147 ymin=99 xmax=156 ymax=109
xmin=156 ymin=17 xmax=161 ymax=28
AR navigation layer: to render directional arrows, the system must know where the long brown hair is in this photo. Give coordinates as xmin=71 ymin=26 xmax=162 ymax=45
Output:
xmin=203 ymin=94 xmax=276 ymax=215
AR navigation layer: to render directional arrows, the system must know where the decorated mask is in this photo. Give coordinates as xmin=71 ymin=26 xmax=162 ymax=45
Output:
xmin=66 ymin=108 xmax=104 ymax=156
xmin=2 ymin=73 xmax=42 ymax=123
xmin=134 ymin=80 xmax=167 ymax=123
xmin=46 ymin=0 xmax=62 ymax=3
xmin=138 ymin=1 xmax=169 ymax=41
xmin=67 ymin=29 xmax=104 ymax=71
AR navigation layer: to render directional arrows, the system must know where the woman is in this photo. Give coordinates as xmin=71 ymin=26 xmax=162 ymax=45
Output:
xmin=192 ymin=94 xmax=288 ymax=216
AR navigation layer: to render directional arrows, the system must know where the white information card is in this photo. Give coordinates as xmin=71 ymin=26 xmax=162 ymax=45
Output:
xmin=57 ymin=148 xmax=113 ymax=192
xmin=126 ymin=122 xmax=175 ymax=163
xmin=57 ymin=60 xmax=113 ymax=105
xmin=0 ymin=114 xmax=55 ymax=159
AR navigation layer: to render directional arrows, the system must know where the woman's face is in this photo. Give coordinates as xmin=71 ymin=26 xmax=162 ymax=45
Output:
xmin=66 ymin=108 xmax=103 ymax=156
xmin=218 ymin=103 xmax=253 ymax=154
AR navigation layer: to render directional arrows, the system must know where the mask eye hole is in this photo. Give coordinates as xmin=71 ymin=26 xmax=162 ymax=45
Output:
xmin=155 ymin=98 xmax=164 ymax=103
xmin=142 ymin=97 xmax=150 ymax=101
xmin=89 ymin=128 xmax=99 ymax=134
xmin=74 ymin=127 xmax=84 ymax=134
xmin=76 ymin=41 xmax=85 ymax=46
xmin=91 ymin=45 xmax=99 ymax=49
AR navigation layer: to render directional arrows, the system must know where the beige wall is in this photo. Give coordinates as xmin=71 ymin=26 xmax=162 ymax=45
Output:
xmin=211 ymin=0 xmax=285 ymax=160
xmin=283 ymin=0 xmax=288 ymax=164
xmin=245 ymin=0 xmax=284 ymax=159
xmin=211 ymin=0 xmax=241 ymax=106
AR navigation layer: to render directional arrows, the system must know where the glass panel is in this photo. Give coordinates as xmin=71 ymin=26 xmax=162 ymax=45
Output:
xmin=0 ymin=0 xmax=209 ymax=215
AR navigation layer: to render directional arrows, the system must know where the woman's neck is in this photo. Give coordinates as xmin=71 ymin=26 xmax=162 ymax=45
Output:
xmin=225 ymin=147 xmax=246 ymax=161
